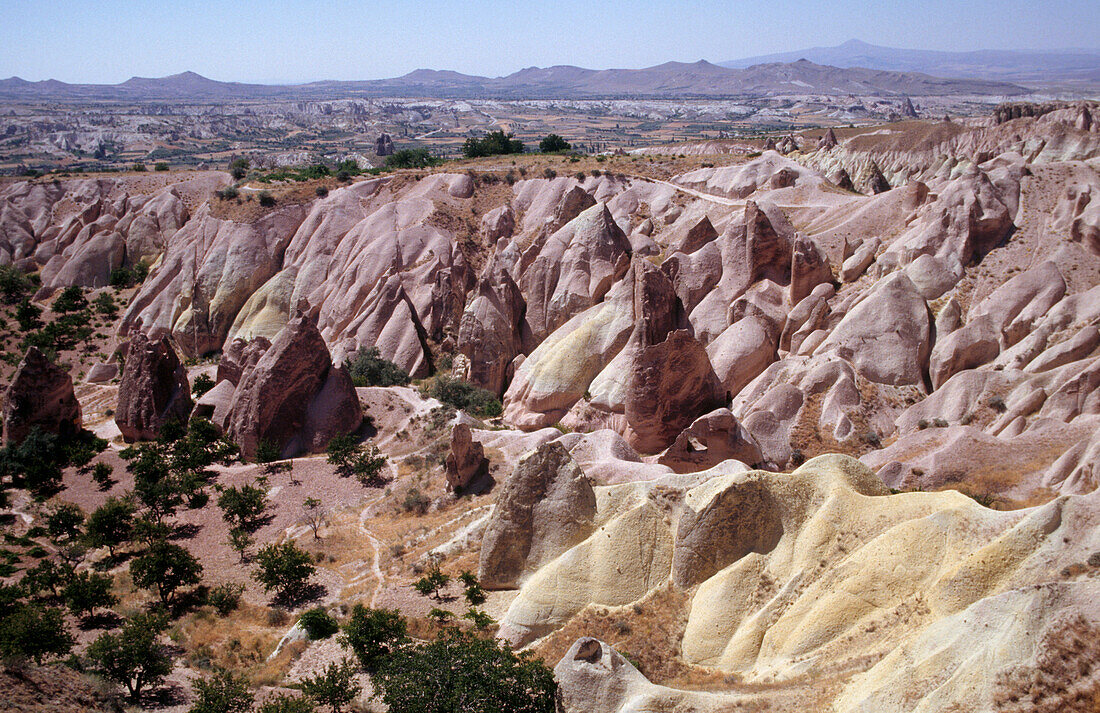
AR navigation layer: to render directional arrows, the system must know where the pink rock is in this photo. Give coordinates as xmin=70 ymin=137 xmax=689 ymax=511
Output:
xmin=658 ymin=408 xmax=762 ymax=473
xmin=115 ymin=333 xmax=193 ymax=441
xmin=2 ymin=347 xmax=82 ymax=445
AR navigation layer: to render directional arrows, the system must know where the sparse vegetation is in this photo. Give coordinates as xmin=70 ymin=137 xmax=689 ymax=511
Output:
xmin=344 ymin=346 xmax=410 ymax=387
xmin=326 ymin=434 xmax=388 ymax=486
xmin=300 ymin=607 xmax=340 ymax=640
xmin=422 ymin=375 xmax=502 ymax=418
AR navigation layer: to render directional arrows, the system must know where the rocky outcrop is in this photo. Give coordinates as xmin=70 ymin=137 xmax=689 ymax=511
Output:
xmin=478 ymin=441 xmax=596 ymax=589
xmin=225 ymin=314 xmax=362 ymax=459
xmin=788 ymin=234 xmax=831 ymax=305
xmin=517 ymin=203 xmax=632 ymax=341
xmin=658 ymin=408 xmax=762 ymax=473
xmin=817 ymin=128 xmax=838 ymax=150
xmin=2 ymin=347 xmax=81 ymax=446
xmin=375 ymin=133 xmax=395 ymax=156
xmin=623 ymin=329 xmax=724 ymax=453
xmin=456 ymin=268 xmax=526 ymax=396
xmin=444 ymin=423 xmax=487 ymax=491
xmin=115 ymin=333 xmax=193 ymax=441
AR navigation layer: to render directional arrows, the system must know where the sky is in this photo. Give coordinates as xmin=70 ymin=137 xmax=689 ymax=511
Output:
xmin=1 ymin=0 xmax=1098 ymax=84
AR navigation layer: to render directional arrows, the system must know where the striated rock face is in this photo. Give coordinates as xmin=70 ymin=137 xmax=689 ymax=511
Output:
xmin=518 ymin=203 xmax=632 ymax=342
xmin=456 ymin=268 xmax=526 ymax=396
xmin=225 ymin=314 xmax=362 ymax=459
xmin=115 ymin=333 xmax=193 ymax=441
xmin=444 ymin=422 xmax=487 ymax=491
xmin=2 ymin=347 xmax=81 ymax=445
xmin=478 ymin=441 xmax=596 ymax=589
xmin=623 ymin=329 xmax=724 ymax=454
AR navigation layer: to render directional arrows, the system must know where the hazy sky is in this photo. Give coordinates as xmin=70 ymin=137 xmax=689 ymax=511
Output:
xmin=2 ymin=0 xmax=1098 ymax=84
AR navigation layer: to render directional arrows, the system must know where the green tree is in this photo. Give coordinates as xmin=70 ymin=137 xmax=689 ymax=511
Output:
xmin=192 ymin=372 xmax=216 ymax=396
xmin=189 ymin=669 xmax=254 ymax=713
xmin=129 ymin=539 xmax=203 ymax=607
xmin=229 ymin=158 xmax=250 ymax=180
xmin=0 ymin=604 xmax=74 ymax=664
xmin=46 ymin=501 xmax=85 ymax=543
xmin=326 ymin=435 xmax=387 ymax=486
xmin=52 ymin=285 xmax=88 ymax=313
xmin=14 ymin=299 xmax=42 ymax=331
xmin=86 ymin=612 xmax=172 ymax=701
xmin=297 ymin=658 xmax=360 ymax=713
xmin=413 ymin=565 xmax=450 ymax=601
xmin=0 ymin=264 xmax=35 ymax=304
xmin=463 ymin=130 xmax=524 ymax=158
xmin=463 ymin=608 xmax=495 ymax=631
xmin=252 ymin=541 xmax=316 ymax=604
xmin=344 ymin=346 xmax=410 ymax=387
xmin=458 ymin=571 xmax=486 ymax=606
xmin=62 ymin=570 xmax=117 ymax=619
xmin=302 ymin=497 xmax=325 ymax=539
xmin=216 ymin=477 xmax=270 ymax=532
xmin=340 ymin=605 xmax=407 ymax=671
xmin=228 ymin=528 xmax=254 ymax=563
xmin=539 ymin=134 xmax=571 ymax=153
xmin=84 ymin=496 xmax=136 ymax=557
xmin=373 ymin=626 xmax=556 ymax=713
xmin=299 ymin=607 xmax=339 ymax=640
xmin=20 ymin=559 xmax=73 ymax=599
xmin=93 ymin=291 xmax=118 ymax=317
xmin=385 ymin=148 xmax=440 ymax=169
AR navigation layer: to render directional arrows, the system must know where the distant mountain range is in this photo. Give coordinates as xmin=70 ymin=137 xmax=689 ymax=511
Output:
xmin=0 ymin=60 xmax=1026 ymax=102
xmin=722 ymin=39 xmax=1100 ymax=83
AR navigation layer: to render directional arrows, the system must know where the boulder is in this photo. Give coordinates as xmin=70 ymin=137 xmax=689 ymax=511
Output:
xmin=669 ymin=216 xmax=718 ymax=255
xmin=84 ymin=361 xmax=118 ymax=383
xmin=2 ymin=347 xmax=81 ymax=446
xmin=830 ymin=167 xmax=855 ymax=191
xmin=115 ymin=333 xmax=193 ymax=441
xmin=192 ymin=378 xmax=236 ymax=431
xmin=216 ymin=336 xmax=272 ymax=385
xmin=444 ymin=423 xmax=487 ymax=491
xmin=297 ymin=364 xmax=363 ymax=454
xmin=817 ymin=128 xmax=838 ymax=150
xmin=840 ymin=237 xmax=879 ymax=282
xmin=478 ymin=441 xmax=596 ymax=589
xmin=375 ymin=133 xmax=394 ymax=156
xmin=745 ymin=200 xmax=792 ymax=284
xmin=658 ymin=408 xmax=763 ymax=473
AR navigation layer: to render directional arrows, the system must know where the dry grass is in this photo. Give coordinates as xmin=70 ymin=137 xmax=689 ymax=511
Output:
xmin=993 ymin=615 xmax=1100 ymax=712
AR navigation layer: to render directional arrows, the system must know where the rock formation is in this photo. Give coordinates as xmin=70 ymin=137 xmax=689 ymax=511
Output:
xmin=478 ymin=441 xmax=596 ymax=589
xmin=444 ymin=423 xmax=487 ymax=491
xmin=224 ymin=313 xmax=362 ymax=459
xmin=2 ymin=347 xmax=81 ymax=445
xmin=114 ymin=333 xmax=193 ymax=441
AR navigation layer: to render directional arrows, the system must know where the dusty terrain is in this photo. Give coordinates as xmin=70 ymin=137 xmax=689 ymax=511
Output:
xmin=2 ymin=100 xmax=1100 ymax=712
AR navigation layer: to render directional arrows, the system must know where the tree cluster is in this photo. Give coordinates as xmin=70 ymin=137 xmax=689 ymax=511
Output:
xmin=462 ymin=130 xmax=524 ymax=158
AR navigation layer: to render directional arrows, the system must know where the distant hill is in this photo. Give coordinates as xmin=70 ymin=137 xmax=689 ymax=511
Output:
xmin=0 ymin=59 xmax=1026 ymax=102
xmin=722 ymin=39 xmax=1100 ymax=82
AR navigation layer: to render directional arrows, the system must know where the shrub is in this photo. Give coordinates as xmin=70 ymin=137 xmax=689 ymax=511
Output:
xmin=132 ymin=163 xmax=147 ymax=172
xmin=575 ymin=171 xmax=586 ymax=180
xmin=14 ymin=298 xmax=42 ymax=331
xmin=326 ymin=434 xmax=388 ymax=486
xmin=424 ymin=375 xmax=502 ymax=418
xmin=258 ymin=694 xmax=315 ymax=713
xmin=463 ymin=130 xmax=523 ymax=158
xmin=542 ymin=168 xmax=557 ymax=179
xmin=257 ymin=191 xmax=276 ymax=207
xmin=86 ymin=612 xmax=172 ymax=701
xmin=373 ymin=626 xmax=556 ymax=713
xmin=297 ymin=658 xmax=360 ymax=713
xmin=93 ymin=291 xmax=118 ymax=316
xmin=344 ymin=346 xmax=410 ymax=387
xmin=229 ymin=158 xmax=250 ymax=180
xmin=154 ymin=162 xmax=169 ymax=171
xmin=208 ymin=583 xmax=244 ymax=615
xmin=341 ymin=605 xmax=407 ymax=671
xmin=539 ymin=134 xmax=571 ymax=153
xmin=217 ymin=186 xmax=240 ymax=200
xmin=385 ymin=148 xmax=439 ymax=169
xmin=401 ymin=487 xmax=430 ymax=515
xmin=192 ymin=372 xmax=216 ymax=397
xmin=109 ymin=261 xmax=149 ymax=288
xmin=299 ymin=607 xmax=339 ymax=640
xmin=988 ymin=395 xmax=1007 ymax=413
xmin=252 ymin=541 xmax=316 ymax=604
xmin=189 ymin=669 xmax=254 ymax=713
xmin=315 ymin=186 xmax=329 ymax=197
xmin=0 ymin=604 xmax=74 ymax=664
xmin=0 ymin=265 xmax=35 ymax=304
